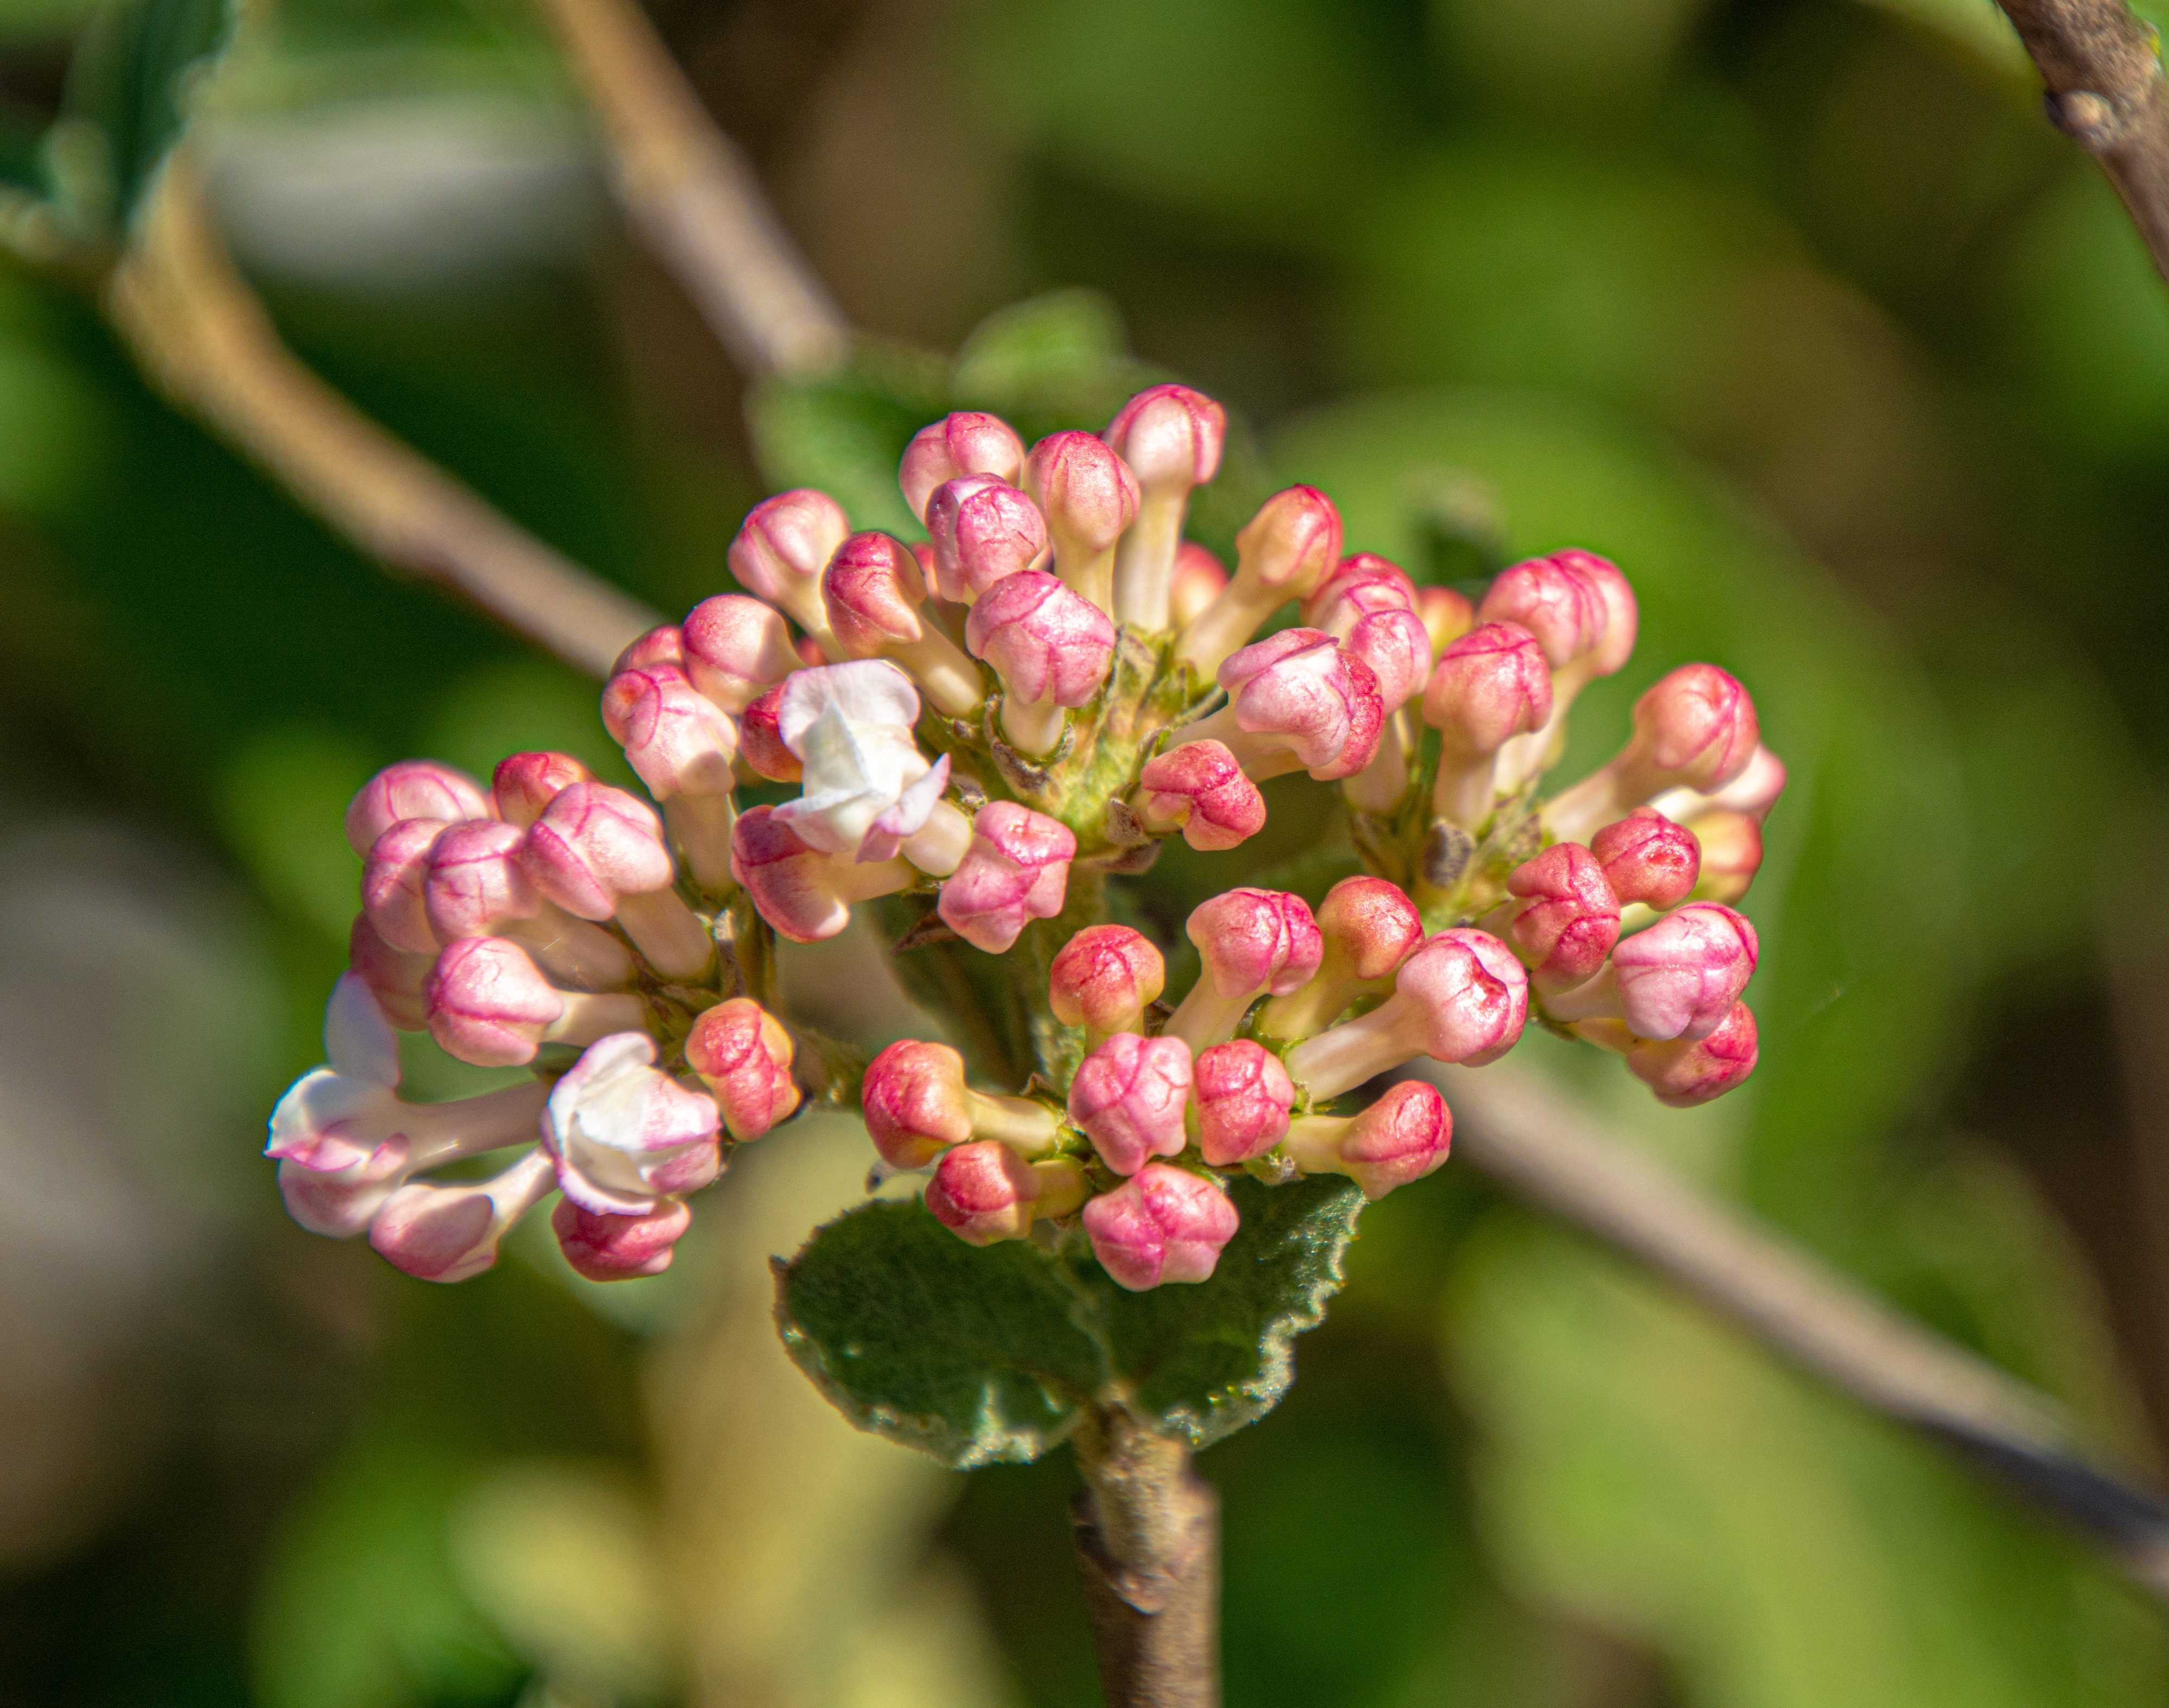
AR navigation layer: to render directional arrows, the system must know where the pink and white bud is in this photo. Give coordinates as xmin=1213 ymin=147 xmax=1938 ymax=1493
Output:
xmin=1257 ymin=876 xmax=1425 ymax=1040
xmin=737 ymin=685 xmax=801 ymax=783
xmin=1192 ymin=1040 xmax=1295 ymax=1165
xmin=362 ymin=818 xmax=452 ymax=954
xmin=1310 ymin=566 xmax=1433 ymax=811
xmin=1591 ymin=808 xmax=1702 ymax=910
xmin=821 ymin=531 xmax=985 ymax=716
xmin=1284 ymin=1080 xmax=1451 ymax=1200
xmin=1418 ymin=587 xmax=1476 ymax=657
xmin=729 ymin=804 xmax=916 ymax=944
xmin=729 ymin=489 xmax=851 ymax=652
xmin=1495 ymin=842 xmax=1622 ymax=995
xmin=1023 ymin=431 xmax=1140 ymax=616
xmin=1050 ymin=925 xmax=1167 ymax=1045
xmin=345 ymin=761 xmax=492 ymax=857
xmin=369 ymin=1147 xmax=558 ymax=1284
xmin=348 ymin=913 xmax=434 ymax=1030
xmin=493 ymin=751 xmax=593 ymax=829
xmin=1174 ymin=486 xmax=1345 ymax=677
xmin=964 ymin=569 xmax=1117 ymax=754
xmin=1302 ymin=553 xmax=1417 ymax=627
xmin=424 ymin=937 xmax=645 ymax=1068
xmin=1626 ymin=1000 xmax=1759 ymax=1107
xmin=1068 ymin=1033 xmax=1193 ymax=1175
xmin=1105 ymin=384 xmax=1227 ymax=628
xmin=1164 ymin=888 xmax=1324 ymax=1050
xmin=1545 ymin=665 xmax=1760 ymax=841
xmin=1284 ymin=928 xmax=1528 ymax=1100
xmin=685 ymin=997 xmax=801 ymax=1140
xmin=1423 ymin=622 xmax=1553 ymax=828
xmin=769 ymin=660 xmax=952 ymax=864
xmin=551 ymin=1197 xmax=694 ymax=1282
xmin=900 ymin=411 xmax=1026 ymax=522
xmin=613 ymin=624 xmax=684 ymax=674
xmin=419 ymin=820 xmax=632 ymax=990
xmin=523 ymin=782 xmax=713 ymax=978
xmin=1082 ymin=1164 xmax=1239 ymax=1290
xmin=1683 ymin=811 xmax=1762 ymax=903
xmin=1546 ymin=902 xmax=1758 ymax=1041
xmin=1652 ymin=744 xmax=1787 ymax=826
xmin=937 ymin=802 xmax=1077 ymax=952
xmin=925 ymin=474 xmax=1050 ymax=604
xmin=682 ymin=593 xmax=798 ymax=713
xmin=1174 ymin=628 xmax=1384 ymax=782
xmin=1169 ymin=543 xmax=1229 ymax=627
xmin=1477 ymin=556 xmax=1604 ymax=670
xmin=1132 ymin=741 xmax=1268 ymax=852
xmin=1550 ymin=549 xmax=1638 ymax=675
xmin=542 ymin=1032 xmax=721 ymax=1215
xmin=600 ymin=663 xmax=739 ymax=893
xmin=926 ymin=1142 xmax=1087 ymax=1246
xmin=1492 ymin=551 xmax=1641 ymax=790
xmin=860 ymin=1038 xmax=1062 ymax=1170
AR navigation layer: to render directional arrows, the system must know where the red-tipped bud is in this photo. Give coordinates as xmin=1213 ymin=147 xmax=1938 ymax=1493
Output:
xmin=1549 ymin=549 xmax=1637 ymax=675
xmin=926 ymin=1140 xmax=1042 ymax=1245
xmin=964 ymin=569 xmax=1117 ymax=707
xmin=493 ymin=752 xmax=592 ymax=829
xmin=1417 ymin=586 xmax=1475 ymax=656
xmin=601 ymin=664 xmax=738 ymax=799
xmin=1024 ymin=432 xmax=1140 ymax=555
xmin=1050 ymin=925 xmax=1167 ymax=1038
xmin=551 ymin=1197 xmax=694 ymax=1282
xmin=729 ymin=489 xmax=851 ymax=627
xmin=1612 ymin=902 xmax=1757 ymax=1041
xmin=937 ymin=802 xmax=1077 ymax=953
xmin=1169 ymin=543 xmax=1228 ymax=626
xmin=1287 ymin=1081 xmax=1451 ymax=1200
xmin=1082 ymin=1164 xmax=1239 ymax=1290
xmin=1302 ymin=552 xmax=1417 ymax=626
xmin=1478 ymin=556 xmax=1604 ymax=670
xmin=422 ymin=937 xmax=638 ymax=1067
xmin=1166 ymin=888 xmax=1323 ymax=1050
xmin=1684 ymin=811 xmax=1761 ymax=903
xmin=901 ymin=412 xmax=1025 ymax=523
xmin=685 ymin=997 xmax=801 ymax=1140
xmin=1633 ymin=666 xmax=1759 ymax=794
xmin=1283 ymin=928 xmax=1529 ymax=1100
xmin=1257 ymin=876 xmax=1424 ymax=1040
xmin=861 ymin=1039 xmax=973 ymax=1170
xmin=1105 ymin=384 xmax=1226 ymax=490
xmin=682 ymin=594 xmax=797 ymax=713
xmin=1423 ymin=622 xmax=1553 ymax=752
xmin=1503 ymin=843 xmax=1622 ymax=994
xmin=613 ymin=624 xmax=684 ymax=674
xmin=1627 ymin=1000 xmax=1758 ymax=1106
xmin=1193 ymin=1040 xmax=1295 ymax=1165
xmin=1068 ymin=1033 xmax=1193 ymax=1175
xmin=362 ymin=818 xmax=452 ymax=953
xmin=1592 ymin=808 xmax=1701 ymax=910
xmin=346 ymin=762 xmax=491 ymax=856
xmin=925 ymin=474 xmax=1049 ymax=604
xmin=1233 ymin=486 xmax=1343 ymax=604
xmin=729 ymin=805 xmax=914 ymax=944
xmin=737 ymin=685 xmax=801 ymax=782
xmin=1211 ymin=627 xmax=1384 ymax=780
xmin=423 ymin=820 xmax=538 ymax=941
xmin=522 ymin=782 xmax=672 ymax=918
xmin=348 ymin=912 xmax=432 ymax=1029
xmin=1133 ymin=742 xmax=1268 ymax=852
xmin=823 ymin=531 xmax=930 ymax=654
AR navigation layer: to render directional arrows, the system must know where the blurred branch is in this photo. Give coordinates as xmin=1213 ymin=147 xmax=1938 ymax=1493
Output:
xmin=105 ymin=149 xmax=661 ymax=678
xmin=1428 ymin=1060 xmax=2169 ymax=1604
xmin=1998 ymin=0 xmax=2169 ymax=286
xmin=529 ymin=0 xmax=850 ymax=376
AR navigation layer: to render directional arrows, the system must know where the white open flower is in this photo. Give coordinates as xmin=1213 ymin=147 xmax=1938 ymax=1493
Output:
xmin=543 ymin=1032 xmax=722 ymax=1215
xmin=770 ymin=660 xmax=948 ymax=859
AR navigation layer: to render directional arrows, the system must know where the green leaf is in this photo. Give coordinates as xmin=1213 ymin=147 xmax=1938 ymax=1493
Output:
xmin=61 ymin=0 xmax=236 ymax=229
xmin=774 ymin=1174 xmax=1364 ymax=1467
xmin=745 ymin=343 xmax=949 ymax=538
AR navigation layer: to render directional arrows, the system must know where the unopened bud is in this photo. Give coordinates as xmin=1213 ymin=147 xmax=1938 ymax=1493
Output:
xmin=1174 ymin=628 xmax=1384 ymax=782
xmin=900 ymin=411 xmax=1025 ymax=522
xmin=1283 ymin=928 xmax=1528 ymax=1101
xmin=1024 ymin=431 xmax=1140 ymax=616
xmin=601 ymin=664 xmax=738 ymax=799
xmin=822 ymin=531 xmax=985 ymax=715
xmin=730 ymin=804 xmax=916 ymax=944
xmin=1105 ymin=384 xmax=1227 ymax=628
xmin=613 ymin=624 xmax=684 ymax=675
xmin=348 ymin=913 xmax=432 ymax=1029
xmin=551 ymin=1197 xmax=693 ymax=1282
xmin=1477 ymin=555 xmax=1603 ymax=670
xmin=346 ymin=762 xmax=491 ymax=857
xmin=1626 ymin=1000 xmax=1758 ymax=1106
xmin=424 ymin=937 xmax=644 ymax=1066
xmin=1174 ymin=486 xmax=1344 ymax=676
xmin=362 ymin=818 xmax=452 ymax=953
xmin=1301 ymin=553 xmax=1416 ymax=627
xmin=1257 ymin=875 xmax=1425 ymax=1040
xmin=1591 ymin=808 xmax=1701 ymax=910
xmin=861 ymin=1038 xmax=1063 ymax=1169
xmin=682 ymin=594 xmax=798 ymax=712
xmin=1652 ymin=744 xmax=1786 ymax=826
xmin=1068 ymin=1033 xmax=1193 ymax=1175
xmin=1193 ymin=1040 xmax=1295 ymax=1165
xmin=685 ymin=997 xmax=801 ymax=1140
xmin=729 ymin=489 xmax=852 ymax=652
xmin=1545 ymin=902 xmax=1757 ymax=1041
xmin=1424 ymin=621 xmax=1553 ymax=827
xmin=493 ymin=751 xmax=593 ymax=829
xmin=1545 ymin=665 xmax=1759 ymax=841
xmin=1498 ymin=843 xmax=1622 ymax=995
xmin=1049 ymin=925 xmax=1167 ymax=1044
xmin=371 ymin=1149 xmax=557 ymax=1283
xmin=1082 ymin=1164 xmax=1239 ymax=1290
xmin=965 ymin=568 xmax=1118 ymax=754
xmin=926 ymin=1140 xmax=1041 ymax=1245
xmin=1416 ymin=586 xmax=1475 ymax=657
xmin=1683 ymin=811 xmax=1761 ymax=903
xmin=1132 ymin=740 xmax=1268 ymax=852
xmin=1164 ymin=888 xmax=1323 ymax=1050
xmin=524 ymin=782 xmax=713 ymax=978
xmin=1169 ymin=543 xmax=1230 ymax=627
xmin=925 ymin=474 xmax=1049 ymax=604
xmin=737 ymin=685 xmax=801 ymax=782
xmin=1284 ymin=1080 xmax=1450 ymax=1200
xmin=936 ymin=802 xmax=1077 ymax=953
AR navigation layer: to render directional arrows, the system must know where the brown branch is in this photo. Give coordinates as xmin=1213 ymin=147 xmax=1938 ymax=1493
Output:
xmin=1426 ymin=1060 xmax=2169 ymax=1603
xmin=1998 ymin=0 xmax=2169 ymax=285
xmin=528 ymin=0 xmax=850 ymax=376
xmin=105 ymin=150 xmax=661 ymax=679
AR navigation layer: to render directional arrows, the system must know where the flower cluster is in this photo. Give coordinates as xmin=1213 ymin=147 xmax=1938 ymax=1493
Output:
xmin=268 ymin=379 xmax=1780 ymax=1292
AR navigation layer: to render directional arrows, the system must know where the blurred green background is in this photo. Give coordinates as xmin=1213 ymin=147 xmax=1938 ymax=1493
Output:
xmin=9 ymin=0 xmax=2169 ymax=1702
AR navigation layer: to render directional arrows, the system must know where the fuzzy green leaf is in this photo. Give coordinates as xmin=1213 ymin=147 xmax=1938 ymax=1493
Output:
xmin=744 ymin=347 xmax=949 ymax=538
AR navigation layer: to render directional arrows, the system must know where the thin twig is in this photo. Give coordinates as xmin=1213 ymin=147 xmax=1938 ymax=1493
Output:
xmin=1425 ymin=1060 xmax=2169 ymax=1603
xmin=528 ymin=0 xmax=850 ymax=376
xmin=105 ymin=150 xmax=661 ymax=678
xmin=1998 ymin=0 xmax=2169 ymax=285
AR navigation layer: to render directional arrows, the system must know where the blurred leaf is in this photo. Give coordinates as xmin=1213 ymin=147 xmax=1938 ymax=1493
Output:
xmin=1857 ymin=0 xmax=2028 ymax=73
xmin=746 ymin=343 xmax=949 ymax=538
xmin=61 ymin=0 xmax=234 ymax=229
xmin=949 ymin=287 xmax=1157 ymax=444
xmin=217 ymin=724 xmax=373 ymax=940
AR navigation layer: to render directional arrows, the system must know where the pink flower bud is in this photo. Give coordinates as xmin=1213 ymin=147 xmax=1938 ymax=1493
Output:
xmin=551 ymin=1197 xmax=693 ymax=1281
xmin=1417 ymin=587 xmax=1475 ymax=656
xmin=820 ymin=531 xmax=985 ymax=714
xmin=926 ymin=474 xmax=1049 ymax=603
xmin=1627 ymin=1000 xmax=1758 ymax=1107
xmin=613 ymin=624 xmax=684 ymax=674
xmin=1329 ymin=606 xmax=1432 ymax=714
xmin=543 ymin=1032 xmax=721 ymax=1214
xmin=493 ymin=751 xmax=593 ymax=829
xmin=1549 ymin=549 xmax=1638 ymax=675
xmin=860 ymin=1038 xmax=1061 ymax=1169
xmin=1164 ymin=888 xmax=1323 ymax=1050
xmin=346 ymin=762 xmax=491 ymax=857
xmin=362 ymin=818 xmax=452 ymax=953
xmin=1049 ymin=925 xmax=1167 ymax=1040
xmin=729 ymin=489 xmax=851 ymax=642
xmin=1546 ymin=667 xmax=1760 ymax=840
xmin=682 ymin=593 xmax=798 ymax=713
xmin=1301 ymin=552 xmax=1417 ymax=626
xmin=1178 ymin=627 xmax=1384 ymax=781
xmin=1501 ymin=843 xmax=1623 ymax=995
xmin=1024 ymin=431 xmax=1141 ymax=614
xmin=963 ymin=569 xmax=1117 ymax=744
xmin=1591 ymin=808 xmax=1702 ymax=910
xmin=522 ymin=782 xmax=673 ymax=914
xmin=1068 ymin=1033 xmax=1193 ymax=1175
xmin=422 ymin=819 xmax=538 ymax=941
xmin=601 ymin=664 xmax=738 ymax=799
xmin=937 ymin=802 xmax=1077 ymax=953
xmin=1286 ymin=1081 xmax=1451 ymax=1200
xmin=1284 ymin=928 xmax=1529 ymax=1100
xmin=1257 ymin=875 xmax=1424 ymax=1040
xmin=1424 ymin=623 xmax=1553 ymax=752
xmin=900 ymin=411 xmax=1026 ymax=523
xmin=1193 ymin=1040 xmax=1295 ymax=1165
xmin=424 ymin=937 xmax=643 ymax=1067
xmin=1656 ymin=744 xmax=1787 ymax=825
xmin=926 ymin=1140 xmax=1043 ymax=1245
xmin=737 ymin=685 xmax=801 ymax=782
xmin=349 ymin=913 xmax=432 ymax=1029
xmin=1132 ymin=741 xmax=1267 ymax=852
xmin=1168 ymin=543 xmax=1228 ymax=626
xmin=1478 ymin=556 xmax=1604 ymax=670
xmin=370 ymin=1148 xmax=557 ymax=1284
xmin=1683 ymin=811 xmax=1761 ymax=903
xmin=1082 ymin=1164 xmax=1239 ymax=1290
xmin=1174 ymin=486 xmax=1345 ymax=675
xmin=685 ymin=997 xmax=801 ymax=1140
xmin=1613 ymin=902 xmax=1757 ymax=1040
xmin=1105 ymin=384 xmax=1225 ymax=490
xmin=730 ymin=805 xmax=915 ymax=943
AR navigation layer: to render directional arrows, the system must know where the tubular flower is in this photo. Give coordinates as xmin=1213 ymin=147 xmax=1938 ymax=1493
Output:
xmin=1164 ymin=889 xmax=1324 ymax=1050
xmin=1257 ymin=876 xmax=1425 ymax=1041
xmin=926 ymin=474 xmax=1050 ymax=604
xmin=1192 ymin=1040 xmax=1295 ymax=1165
xmin=1168 ymin=543 xmax=1229 ymax=627
xmin=1105 ymin=384 xmax=1227 ymax=629
xmin=822 ymin=532 xmax=985 ymax=715
xmin=1024 ymin=431 xmax=1141 ymax=617
xmin=1283 ymin=929 xmax=1528 ymax=1101
xmin=1283 ymin=1080 xmax=1451 ymax=1201
xmin=599 ymin=662 xmax=740 ymax=893
xmin=1132 ymin=741 xmax=1268 ymax=852
xmin=1424 ymin=622 xmax=1552 ymax=828
xmin=1049 ymin=925 xmax=1167 ymax=1046
xmin=1175 ymin=485 xmax=1344 ymax=677
xmin=1083 ymin=1165 xmax=1240 ymax=1290
xmin=1495 ymin=842 xmax=1622 ymax=996
xmin=860 ymin=1039 xmax=1063 ymax=1170
xmin=1545 ymin=902 xmax=1759 ymax=1041
xmin=901 ymin=411 xmax=1026 ymax=523
xmin=729 ymin=488 xmax=851 ymax=656
xmin=1545 ymin=664 xmax=1760 ymax=840
xmin=1068 ymin=1033 xmax=1193 ymax=1175
xmin=965 ymin=569 xmax=1118 ymax=755
xmin=541 ymin=1032 xmax=722 ymax=1216
xmin=1172 ymin=628 xmax=1384 ymax=783
xmin=1591 ymin=808 xmax=1702 ymax=910
xmin=685 ymin=998 xmax=801 ymax=1140
xmin=770 ymin=660 xmax=966 ymax=871
xmin=937 ymin=802 xmax=1078 ymax=952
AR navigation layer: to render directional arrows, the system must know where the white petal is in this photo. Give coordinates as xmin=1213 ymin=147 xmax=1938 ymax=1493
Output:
xmin=778 ymin=660 xmax=921 ymax=756
xmin=325 ymin=971 xmax=400 ymax=1087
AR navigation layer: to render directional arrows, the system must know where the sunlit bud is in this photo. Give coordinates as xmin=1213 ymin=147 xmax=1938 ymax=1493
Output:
xmin=1626 ymin=999 xmax=1758 ymax=1107
xmin=1424 ymin=622 xmax=1553 ymax=828
xmin=1068 ymin=1033 xmax=1193 ymax=1175
xmin=964 ymin=569 xmax=1117 ymax=754
xmin=900 ymin=411 xmax=1026 ymax=522
xmin=1173 ymin=629 xmax=1384 ymax=783
xmin=1132 ymin=741 xmax=1268 ymax=852
xmin=542 ymin=1032 xmax=720 ymax=1215
xmin=613 ymin=623 xmax=684 ymax=674
xmin=524 ymin=783 xmax=713 ymax=978
xmin=493 ymin=751 xmax=593 ymax=829
xmin=682 ymin=594 xmax=798 ymax=712
xmin=425 ymin=937 xmax=644 ymax=1067
xmin=1256 ymin=876 xmax=1424 ymax=1041
xmin=1050 ymin=925 xmax=1167 ymax=1045
xmin=1590 ymin=808 xmax=1702 ymax=911
xmin=820 ymin=531 xmax=985 ymax=715
xmin=370 ymin=1148 xmax=557 ymax=1283
xmin=362 ymin=818 xmax=452 ymax=953
xmin=1478 ymin=555 xmax=1603 ymax=670
xmin=1492 ymin=551 xmax=1641 ymax=790
xmin=1545 ymin=665 xmax=1760 ymax=840
xmin=1497 ymin=842 xmax=1622 ymax=995
xmin=1652 ymin=744 xmax=1787 ymax=826
xmin=1024 ymin=431 xmax=1140 ymax=616
xmin=551 ymin=1197 xmax=693 ymax=1282
xmin=1284 ymin=1080 xmax=1451 ymax=1201
xmin=1682 ymin=811 xmax=1761 ymax=903
xmin=348 ymin=913 xmax=433 ymax=1029
xmin=737 ymin=685 xmax=801 ymax=782
xmin=1164 ymin=888 xmax=1324 ymax=1051
xmin=345 ymin=761 xmax=492 ymax=857
xmin=685 ymin=997 xmax=801 ymax=1140
xmin=1302 ymin=553 xmax=1416 ymax=626
xmin=419 ymin=818 xmax=631 ymax=990
xmin=1551 ymin=550 xmax=1638 ymax=675
xmin=1417 ymin=586 xmax=1475 ymax=656
xmin=1284 ymin=928 xmax=1528 ymax=1101
xmin=599 ymin=663 xmax=738 ymax=894
xmin=1105 ymin=384 xmax=1226 ymax=629
xmin=729 ymin=489 xmax=852 ymax=652
xmin=730 ymin=805 xmax=916 ymax=943
xmin=1169 ymin=543 xmax=1230 ymax=628
xmin=1083 ymin=1164 xmax=1239 ymax=1290
xmin=1193 ymin=1040 xmax=1295 ymax=1165
xmin=860 ymin=1038 xmax=1063 ymax=1170
xmin=1327 ymin=604 xmax=1431 ymax=714
xmin=926 ymin=474 xmax=1049 ymax=604
xmin=1545 ymin=902 xmax=1757 ymax=1041
xmin=937 ymin=802 xmax=1077 ymax=952
xmin=1174 ymin=486 xmax=1344 ymax=676
xmin=926 ymin=1144 xmax=1088 ymax=1246
xmin=772 ymin=660 xmax=950 ymax=861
